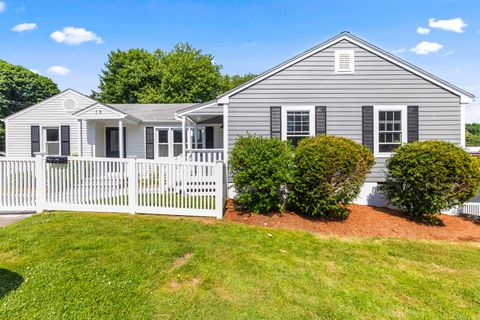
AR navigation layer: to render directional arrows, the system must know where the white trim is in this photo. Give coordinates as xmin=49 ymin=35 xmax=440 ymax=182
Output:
xmin=4 ymin=89 xmax=97 ymax=121
xmin=223 ymin=103 xmax=229 ymax=164
xmin=176 ymin=101 xmax=219 ymax=117
xmin=334 ymin=49 xmax=354 ymax=73
xmin=373 ymin=105 xmax=408 ymax=157
xmin=43 ymin=126 xmax=61 ymax=156
xmin=461 ymin=103 xmax=466 ymax=148
xmin=281 ymin=106 xmax=316 ymax=141
xmin=217 ymin=33 xmax=473 ymax=104
xmin=74 ymin=102 xmax=127 ymax=119
xmin=152 ymin=125 xmax=183 ymax=159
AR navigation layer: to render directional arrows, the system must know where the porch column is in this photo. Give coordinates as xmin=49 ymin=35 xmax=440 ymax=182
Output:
xmin=118 ymin=119 xmax=124 ymax=158
xmin=78 ymin=119 xmax=83 ymax=156
xmin=195 ymin=123 xmax=198 ymax=149
xmin=182 ymin=116 xmax=186 ymax=158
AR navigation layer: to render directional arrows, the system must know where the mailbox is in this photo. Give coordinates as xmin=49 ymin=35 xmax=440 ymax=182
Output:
xmin=46 ymin=156 xmax=68 ymax=164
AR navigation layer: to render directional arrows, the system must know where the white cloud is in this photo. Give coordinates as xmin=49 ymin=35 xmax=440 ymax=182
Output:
xmin=428 ymin=18 xmax=467 ymax=33
xmin=29 ymin=69 xmax=40 ymax=74
xmin=11 ymin=23 xmax=37 ymax=33
xmin=47 ymin=66 xmax=71 ymax=75
xmin=410 ymin=41 xmax=443 ymax=55
xmin=0 ymin=1 xmax=5 ymax=12
xmin=50 ymin=27 xmax=103 ymax=45
xmin=417 ymin=27 xmax=430 ymax=35
xmin=392 ymin=48 xmax=406 ymax=54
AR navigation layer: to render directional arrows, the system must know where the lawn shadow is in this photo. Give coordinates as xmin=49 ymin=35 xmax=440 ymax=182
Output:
xmin=459 ymin=214 xmax=480 ymax=225
xmin=0 ymin=269 xmax=23 ymax=299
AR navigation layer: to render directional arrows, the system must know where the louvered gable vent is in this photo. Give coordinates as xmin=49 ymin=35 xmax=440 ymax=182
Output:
xmin=335 ymin=50 xmax=354 ymax=73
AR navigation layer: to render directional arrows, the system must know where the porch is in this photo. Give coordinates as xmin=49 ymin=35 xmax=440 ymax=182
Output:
xmin=74 ymin=101 xmax=225 ymax=162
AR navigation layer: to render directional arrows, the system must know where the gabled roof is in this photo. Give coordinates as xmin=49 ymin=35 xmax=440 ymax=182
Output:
xmin=175 ymin=100 xmax=218 ymax=117
xmin=111 ymin=103 xmax=195 ymax=122
xmin=73 ymin=102 xmax=142 ymax=123
xmin=3 ymin=88 xmax=97 ymax=121
xmin=217 ymin=32 xmax=474 ymax=104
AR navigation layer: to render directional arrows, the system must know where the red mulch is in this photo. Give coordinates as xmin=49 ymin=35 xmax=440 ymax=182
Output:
xmin=224 ymin=200 xmax=480 ymax=242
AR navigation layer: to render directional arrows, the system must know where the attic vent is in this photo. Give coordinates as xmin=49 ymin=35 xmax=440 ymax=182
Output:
xmin=63 ymin=98 xmax=76 ymax=111
xmin=335 ymin=50 xmax=354 ymax=73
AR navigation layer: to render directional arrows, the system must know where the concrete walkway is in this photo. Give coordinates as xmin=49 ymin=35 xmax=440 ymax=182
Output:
xmin=0 ymin=214 xmax=33 ymax=227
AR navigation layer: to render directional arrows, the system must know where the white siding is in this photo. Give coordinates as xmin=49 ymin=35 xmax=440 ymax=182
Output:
xmin=6 ymin=90 xmax=95 ymax=157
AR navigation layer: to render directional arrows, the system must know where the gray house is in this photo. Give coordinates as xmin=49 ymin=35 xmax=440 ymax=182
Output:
xmin=3 ymin=32 xmax=474 ymax=204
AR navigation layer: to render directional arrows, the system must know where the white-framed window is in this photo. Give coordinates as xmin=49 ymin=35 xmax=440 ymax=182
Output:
xmin=191 ymin=128 xmax=204 ymax=149
xmin=157 ymin=129 xmax=169 ymax=157
xmin=281 ymin=106 xmax=315 ymax=146
xmin=335 ymin=50 xmax=354 ymax=73
xmin=172 ymin=129 xmax=183 ymax=157
xmin=374 ymin=105 xmax=408 ymax=156
xmin=155 ymin=127 xmax=184 ymax=158
xmin=43 ymin=127 xmax=60 ymax=155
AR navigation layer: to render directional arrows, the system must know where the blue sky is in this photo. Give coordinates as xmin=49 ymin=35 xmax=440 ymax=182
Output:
xmin=1 ymin=0 xmax=480 ymax=118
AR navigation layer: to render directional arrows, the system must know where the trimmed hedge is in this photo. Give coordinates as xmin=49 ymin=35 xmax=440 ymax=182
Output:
xmin=289 ymin=136 xmax=375 ymax=218
xmin=229 ymin=135 xmax=294 ymax=213
xmin=380 ymin=141 xmax=480 ymax=218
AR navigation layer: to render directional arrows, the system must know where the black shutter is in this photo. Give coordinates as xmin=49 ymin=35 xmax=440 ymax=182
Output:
xmin=315 ymin=106 xmax=327 ymax=135
xmin=31 ymin=126 xmax=40 ymax=157
xmin=362 ymin=106 xmax=374 ymax=152
xmin=270 ymin=106 xmax=281 ymax=138
xmin=205 ymin=127 xmax=214 ymax=149
xmin=145 ymin=127 xmax=154 ymax=159
xmin=61 ymin=125 xmax=70 ymax=156
xmin=407 ymin=105 xmax=419 ymax=143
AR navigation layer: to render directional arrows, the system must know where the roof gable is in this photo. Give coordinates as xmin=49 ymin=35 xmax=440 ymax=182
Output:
xmin=217 ymin=32 xmax=474 ymax=104
xmin=4 ymin=88 xmax=98 ymax=121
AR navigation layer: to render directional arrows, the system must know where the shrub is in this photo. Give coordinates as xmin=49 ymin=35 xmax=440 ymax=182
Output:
xmin=380 ymin=141 xmax=480 ymax=218
xmin=289 ymin=136 xmax=375 ymax=218
xmin=229 ymin=135 xmax=294 ymax=213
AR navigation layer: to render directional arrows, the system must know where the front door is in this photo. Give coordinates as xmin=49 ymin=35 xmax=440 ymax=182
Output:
xmin=105 ymin=127 xmax=126 ymax=158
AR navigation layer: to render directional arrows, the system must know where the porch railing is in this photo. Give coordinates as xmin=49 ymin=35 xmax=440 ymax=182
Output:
xmin=185 ymin=149 xmax=224 ymax=163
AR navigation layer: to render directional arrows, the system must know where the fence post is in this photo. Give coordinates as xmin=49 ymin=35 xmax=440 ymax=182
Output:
xmin=34 ymin=153 xmax=46 ymax=213
xmin=214 ymin=161 xmax=224 ymax=219
xmin=127 ymin=156 xmax=137 ymax=214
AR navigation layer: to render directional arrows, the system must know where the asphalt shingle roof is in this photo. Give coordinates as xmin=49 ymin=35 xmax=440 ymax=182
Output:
xmin=109 ymin=103 xmax=196 ymax=122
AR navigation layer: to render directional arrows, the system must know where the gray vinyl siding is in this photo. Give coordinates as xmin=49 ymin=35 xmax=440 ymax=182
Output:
xmin=228 ymin=39 xmax=461 ymax=183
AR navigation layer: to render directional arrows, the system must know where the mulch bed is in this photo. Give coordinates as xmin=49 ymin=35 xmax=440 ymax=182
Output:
xmin=224 ymin=200 xmax=480 ymax=242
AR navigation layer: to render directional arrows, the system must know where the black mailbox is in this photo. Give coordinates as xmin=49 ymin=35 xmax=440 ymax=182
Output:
xmin=46 ymin=156 xmax=68 ymax=164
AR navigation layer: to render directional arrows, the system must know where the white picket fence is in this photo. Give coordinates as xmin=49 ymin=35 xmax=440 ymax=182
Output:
xmin=0 ymin=156 xmax=225 ymax=218
xmin=185 ymin=149 xmax=224 ymax=163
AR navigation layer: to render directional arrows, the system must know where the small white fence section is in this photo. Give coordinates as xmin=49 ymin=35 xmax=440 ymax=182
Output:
xmin=0 ymin=156 xmax=225 ymax=218
xmin=185 ymin=149 xmax=224 ymax=163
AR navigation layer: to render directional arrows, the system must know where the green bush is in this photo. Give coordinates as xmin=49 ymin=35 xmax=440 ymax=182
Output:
xmin=380 ymin=141 xmax=480 ymax=218
xmin=229 ymin=135 xmax=294 ymax=213
xmin=289 ymin=136 xmax=375 ymax=218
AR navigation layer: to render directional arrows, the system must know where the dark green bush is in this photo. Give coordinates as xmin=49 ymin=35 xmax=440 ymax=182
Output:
xmin=380 ymin=141 xmax=480 ymax=218
xmin=289 ymin=136 xmax=375 ymax=218
xmin=229 ymin=135 xmax=294 ymax=213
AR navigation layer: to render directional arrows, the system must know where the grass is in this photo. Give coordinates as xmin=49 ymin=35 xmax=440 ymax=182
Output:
xmin=0 ymin=212 xmax=480 ymax=319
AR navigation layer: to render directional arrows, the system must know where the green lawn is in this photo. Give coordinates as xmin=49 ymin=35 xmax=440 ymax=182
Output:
xmin=1 ymin=212 xmax=480 ymax=319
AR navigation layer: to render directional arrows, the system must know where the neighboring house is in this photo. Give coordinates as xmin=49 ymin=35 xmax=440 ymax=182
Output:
xmin=2 ymin=32 xmax=474 ymax=204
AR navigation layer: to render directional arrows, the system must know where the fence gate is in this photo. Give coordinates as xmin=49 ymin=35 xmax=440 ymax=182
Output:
xmin=0 ymin=156 xmax=225 ymax=219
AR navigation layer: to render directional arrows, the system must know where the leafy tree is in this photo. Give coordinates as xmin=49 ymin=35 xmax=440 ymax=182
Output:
xmin=0 ymin=60 xmax=59 ymax=151
xmin=466 ymin=123 xmax=480 ymax=146
xmin=219 ymin=73 xmax=257 ymax=93
xmin=93 ymin=44 xmax=256 ymax=104
xmin=93 ymin=49 xmax=163 ymax=103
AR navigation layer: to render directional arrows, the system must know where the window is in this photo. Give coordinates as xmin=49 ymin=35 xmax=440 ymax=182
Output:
xmin=281 ymin=106 xmax=315 ymax=146
xmin=157 ymin=129 xmax=169 ymax=157
xmin=374 ymin=106 xmax=407 ymax=155
xmin=335 ymin=50 xmax=354 ymax=73
xmin=172 ymin=129 xmax=183 ymax=157
xmin=44 ymin=127 xmax=60 ymax=155
xmin=192 ymin=128 xmax=204 ymax=149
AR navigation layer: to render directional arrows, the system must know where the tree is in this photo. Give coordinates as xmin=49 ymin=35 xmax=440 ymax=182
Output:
xmin=219 ymin=73 xmax=257 ymax=93
xmin=0 ymin=60 xmax=59 ymax=151
xmin=93 ymin=44 xmax=256 ymax=104
xmin=93 ymin=49 xmax=163 ymax=103
xmin=466 ymin=123 xmax=480 ymax=146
